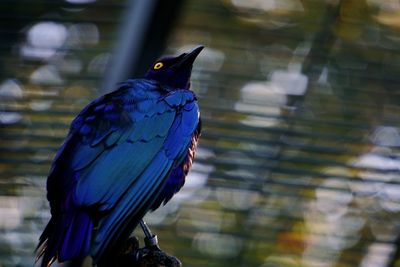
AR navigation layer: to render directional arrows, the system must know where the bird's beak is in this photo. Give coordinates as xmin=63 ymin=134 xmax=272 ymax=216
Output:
xmin=173 ymin=46 xmax=204 ymax=69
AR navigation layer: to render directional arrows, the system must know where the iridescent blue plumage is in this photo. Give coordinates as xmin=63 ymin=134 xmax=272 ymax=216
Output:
xmin=37 ymin=46 xmax=203 ymax=266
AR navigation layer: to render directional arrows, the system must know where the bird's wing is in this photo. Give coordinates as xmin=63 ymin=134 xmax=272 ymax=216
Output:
xmin=41 ymin=83 xmax=144 ymax=262
xmin=46 ymin=84 xmax=137 ymax=214
xmin=71 ymin=89 xmax=198 ymax=206
xmin=91 ymin=91 xmax=200 ymax=262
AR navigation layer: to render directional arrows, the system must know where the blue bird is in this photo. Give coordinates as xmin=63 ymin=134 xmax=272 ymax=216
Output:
xmin=36 ymin=46 xmax=204 ymax=266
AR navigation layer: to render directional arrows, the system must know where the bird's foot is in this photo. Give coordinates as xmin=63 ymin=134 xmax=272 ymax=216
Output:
xmin=119 ymin=236 xmax=181 ymax=267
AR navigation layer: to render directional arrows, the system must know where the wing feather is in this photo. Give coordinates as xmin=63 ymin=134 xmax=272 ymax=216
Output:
xmin=91 ymin=93 xmax=200 ymax=263
xmin=74 ymin=136 xmax=167 ymax=209
xmin=92 ymin=151 xmax=174 ymax=260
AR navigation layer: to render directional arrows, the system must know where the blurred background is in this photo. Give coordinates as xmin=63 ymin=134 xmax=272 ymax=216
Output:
xmin=1 ymin=0 xmax=400 ymax=266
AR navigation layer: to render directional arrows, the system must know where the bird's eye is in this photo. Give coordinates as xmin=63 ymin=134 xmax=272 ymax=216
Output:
xmin=153 ymin=62 xmax=163 ymax=70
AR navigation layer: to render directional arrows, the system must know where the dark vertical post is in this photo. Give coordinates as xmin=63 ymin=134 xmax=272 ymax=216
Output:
xmin=101 ymin=0 xmax=185 ymax=93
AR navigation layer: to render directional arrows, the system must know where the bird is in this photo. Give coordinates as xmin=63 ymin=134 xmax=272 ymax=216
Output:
xmin=36 ymin=46 xmax=204 ymax=267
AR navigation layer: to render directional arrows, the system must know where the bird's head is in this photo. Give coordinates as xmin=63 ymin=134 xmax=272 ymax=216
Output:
xmin=144 ymin=46 xmax=204 ymax=90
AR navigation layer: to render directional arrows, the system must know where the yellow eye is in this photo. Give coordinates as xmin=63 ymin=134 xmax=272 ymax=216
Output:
xmin=153 ymin=62 xmax=163 ymax=70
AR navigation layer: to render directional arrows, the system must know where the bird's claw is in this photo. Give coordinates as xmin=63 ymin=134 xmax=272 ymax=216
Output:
xmin=144 ymin=234 xmax=161 ymax=250
xmin=120 ymin=236 xmax=180 ymax=267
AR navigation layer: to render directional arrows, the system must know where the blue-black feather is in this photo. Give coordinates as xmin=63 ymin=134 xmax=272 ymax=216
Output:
xmin=37 ymin=46 xmax=203 ymax=267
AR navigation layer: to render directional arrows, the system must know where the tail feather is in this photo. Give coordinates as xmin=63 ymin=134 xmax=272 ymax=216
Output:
xmin=37 ymin=210 xmax=93 ymax=267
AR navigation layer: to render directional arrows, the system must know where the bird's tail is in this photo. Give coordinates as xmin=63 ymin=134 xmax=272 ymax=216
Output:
xmin=36 ymin=210 xmax=93 ymax=267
